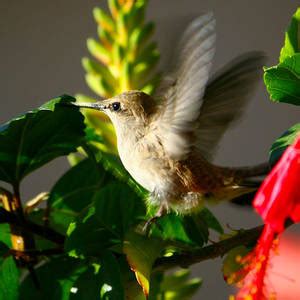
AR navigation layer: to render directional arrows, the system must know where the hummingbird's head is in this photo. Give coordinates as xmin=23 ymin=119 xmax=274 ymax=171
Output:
xmin=74 ymin=90 xmax=155 ymax=128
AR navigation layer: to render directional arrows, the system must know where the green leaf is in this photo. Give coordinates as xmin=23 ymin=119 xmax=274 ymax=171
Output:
xmin=124 ymin=232 xmax=164 ymax=297
xmin=65 ymin=183 xmax=145 ymax=258
xmin=264 ymin=54 xmax=300 ymax=105
xmin=269 ymin=123 xmax=300 ymax=165
xmin=70 ymin=251 xmax=124 ymax=300
xmin=151 ymin=214 xmax=196 ymax=245
xmin=151 ymin=209 xmax=220 ymax=247
xmin=20 ymin=256 xmax=87 ymax=300
xmin=0 ymin=95 xmax=85 ymax=185
xmin=0 ymin=224 xmax=12 ymax=247
xmin=280 ymin=8 xmax=300 ymax=62
xmin=0 ymin=256 xmax=19 ymax=300
xmin=48 ymin=158 xmax=114 ymax=213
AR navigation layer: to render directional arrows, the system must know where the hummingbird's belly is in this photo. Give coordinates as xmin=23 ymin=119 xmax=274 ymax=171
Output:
xmin=123 ymin=155 xmax=172 ymax=193
xmin=119 ymin=145 xmax=174 ymax=193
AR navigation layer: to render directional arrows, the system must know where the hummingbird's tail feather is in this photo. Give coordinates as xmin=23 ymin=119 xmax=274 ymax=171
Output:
xmin=229 ymin=161 xmax=270 ymax=178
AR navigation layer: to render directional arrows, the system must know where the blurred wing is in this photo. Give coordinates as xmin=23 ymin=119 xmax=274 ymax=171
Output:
xmin=154 ymin=13 xmax=216 ymax=160
xmin=195 ymin=52 xmax=266 ymax=160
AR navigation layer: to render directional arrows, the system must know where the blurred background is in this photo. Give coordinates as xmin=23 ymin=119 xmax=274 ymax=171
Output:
xmin=1 ymin=0 xmax=299 ymax=298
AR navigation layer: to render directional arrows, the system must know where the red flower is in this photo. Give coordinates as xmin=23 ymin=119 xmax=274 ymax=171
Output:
xmin=253 ymin=136 xmax=300 ymax=232
xmin=233 ymin=136 xmax=300 ymax=300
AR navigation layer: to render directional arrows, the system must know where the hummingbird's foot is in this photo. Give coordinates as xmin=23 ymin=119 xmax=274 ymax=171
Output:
xmin=143 ymin=204 xmax=167 ymax=235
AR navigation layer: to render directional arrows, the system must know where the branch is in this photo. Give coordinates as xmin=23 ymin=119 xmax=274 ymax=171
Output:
xmin=154 ymin=219 xmax=294 ymax=272
xmin=0 ymin=207 xmax=65 ymax=245
xmin=11 ymin=247 xmax=64 ymax=257
xmin=153 ymin=225 xmax=263 ymax=272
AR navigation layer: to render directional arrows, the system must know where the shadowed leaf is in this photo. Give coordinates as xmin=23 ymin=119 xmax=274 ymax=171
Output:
xmin=65 ymin=183 xmax=145 ymax=258
xmin=269 ymin=123 xmax=300 ymax=165
xmin=70 ymin=251 xmax=124 ymax=299
xmin=20 ymin=256 xmax=86 ymax=300
xmin=0 ymin=95 xmax=85 ymax=185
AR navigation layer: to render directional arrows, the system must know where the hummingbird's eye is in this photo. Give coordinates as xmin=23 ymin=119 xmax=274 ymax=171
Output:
xmin=111 ymin=102 xmax=121 ymax=112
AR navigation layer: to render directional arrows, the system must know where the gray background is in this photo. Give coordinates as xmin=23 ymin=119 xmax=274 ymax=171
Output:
xmin=1 ymin=0 xmax=299 ymax=299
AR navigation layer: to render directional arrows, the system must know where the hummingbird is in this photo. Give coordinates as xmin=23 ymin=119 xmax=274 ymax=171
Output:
xmin=74 ymin=13 xmax=268 ymax=222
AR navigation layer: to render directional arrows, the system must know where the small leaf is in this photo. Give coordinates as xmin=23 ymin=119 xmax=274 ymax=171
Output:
xmin=82 ymin=57 xmax=116 ymax=87
xmin=87 ymin=38 xmax=111 ymax=65
xmin=124 ymin=232 xmax=164 ymax=297
xmin=129 ymin=23 xmax=154 ymax=53
xmin=93 ymin=7 xmax=115 ymax=32
xmin=0 ymin=256 xmax=19 ymax=300
xmin=85 ymin=73 xmax=114 ymax=98
xmin=269 ymin=123 xmax=300 ymax=165
xmin=280 ymin=8 xmax=300 ymax=62
xmin=108 ymin=0 xmax=120 ymax=19
xmin=0 ymin=95 xmax=85 ymax=185
xmin=70 ymin=251 xmax=124 ymax=299
xmin=264 ymin=54 xmax=300 ymax=105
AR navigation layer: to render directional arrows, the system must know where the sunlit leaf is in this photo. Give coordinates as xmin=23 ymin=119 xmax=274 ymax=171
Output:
xmin=151 ymin=208 xmax=221 ymax=247
xmin=124 ymin=232 xmax=164 ymax=297
xmin=264 ymin=54 xmax=300 ymax=105
xmin=280 ymin=8 xmax=300 ymax=62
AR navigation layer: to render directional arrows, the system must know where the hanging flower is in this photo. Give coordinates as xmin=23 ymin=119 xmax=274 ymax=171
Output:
xmin=253 ymin=136 xmax=300 ymax=232
xmin=233 ymin=135 xmax=300 ymax=300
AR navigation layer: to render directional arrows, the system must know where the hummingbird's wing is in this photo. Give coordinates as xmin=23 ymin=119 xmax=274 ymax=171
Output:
xmin=153 ymin=13 xmax=216 ymax=160
xmin=195 ymin=52 xmax=266 ymax=160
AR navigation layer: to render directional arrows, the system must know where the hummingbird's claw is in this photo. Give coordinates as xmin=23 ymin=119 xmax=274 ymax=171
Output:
xmin=143 ymin=216 xmax=161 ymax=236
xmin=143 ymin=204 xmax=168 ymax=236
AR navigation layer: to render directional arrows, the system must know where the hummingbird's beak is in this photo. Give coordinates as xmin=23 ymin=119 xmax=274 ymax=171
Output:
xmin=71 ymin=102 xmax=106 ymax=111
